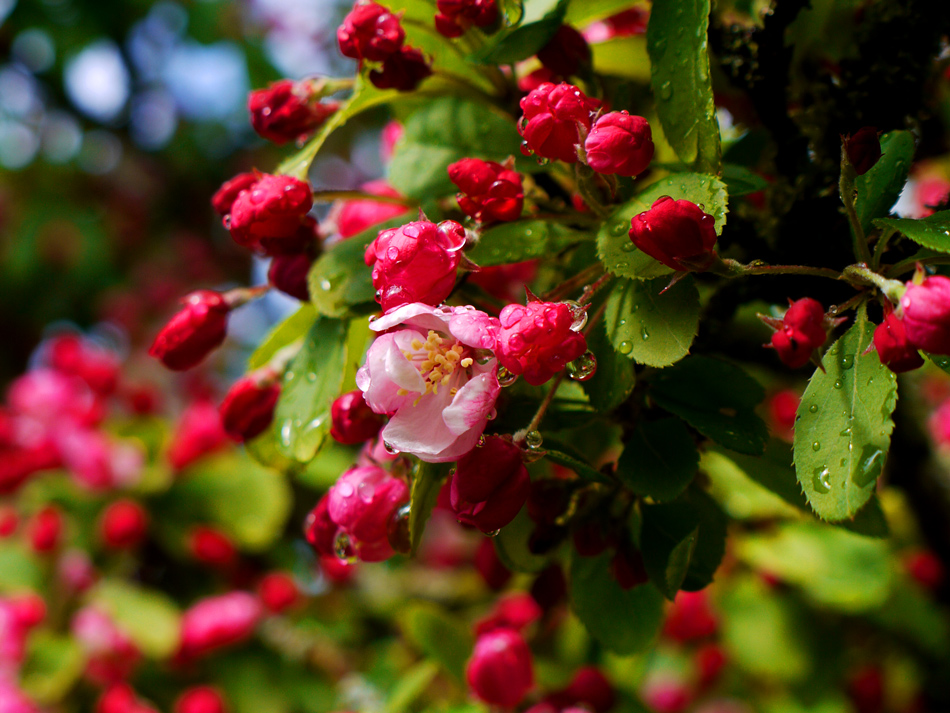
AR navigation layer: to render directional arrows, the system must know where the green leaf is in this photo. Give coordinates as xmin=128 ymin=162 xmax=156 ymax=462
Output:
xmin=596 ymin=173 xmax=727 ymax=280
xmin=590 ymin=35 xmax=650 ymax=81
xmin=569 ymin=551 xmax=665 ymax=655
xmin=712 ymin=440 xmax=808 ymax=512
xmin=649 ymin=356 xmax=769 ymax=455
xmin=646 ymin=0 xmax=721 ymax=172
xmin=308 ymin=230 xmax=383 ymax=318
xmin=385 ymin=661 xmax=440 ymax=713
xmin=467 ymin=220 xmax=590 ymax=267
xmin=870 ymin=579 xmax=950 ymax=658
xmin=402 ymin=603 xmax=474 ymax=681
xmin=273 ymin=318 xmax=350 ymax=463
xmin=579 ymin=315 xmax=636 ymax=412
xmin=640 ymin=486 xmax=727 ymax=594
xmin=20 ymin=632 xmax=85 ymax=704
xmin=248 ymin=305 xmax=316 ymax=370
xmin=90 ymin=580 xmax=182 ymax=658
xmin=468 ymin=0 xmax=569 ymax=64
xmin=793 ymin=310 xmax=896 ymax=522
xmin=617 ymin=418 xmax=698 ymax=502
xmin=875 ymin=209 xmax=950 ymax=254
xmin=855 ymin=130 xmax=914 ymax=235
xmin=564 ymin=0 xmax=641 ymax=25
xmin=605 ymin=276 xmax=700 ymax=368
xmin=544 ymin=447 xmax=610 ymax=483
xmin=722 ymin=163 xmax=769 ymax=196
xmin=837 ymin=495 xmax=890 ymax=539
xmin=720 ymin=576 xmax=811 ymax=683
xmin=737 ymin=521 xmax=892 ymax=612
xmin=0 ymin=542 xmax=42 ymax=593
xmin=409 ymin=461 xmax=452 ymax=555
xmin=494 ymin=507 xmax=552 ymax=573
xmin=388 ymin=96 xmax=523 ymax=200
xmin=702 ymin=448 xmax=802 ymax=521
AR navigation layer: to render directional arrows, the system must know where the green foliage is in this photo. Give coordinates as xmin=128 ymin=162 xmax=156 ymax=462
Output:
xmin=649 ymin=356 xmax=769 ymax=455
xmin=544 ymin=446 xmax=610 ymax=483
xmin=604 ymin=276 xmax=701 ymax=368
xmin=646 ymin=0 xmax=721 ymax=172
xmin=590 ymin=36 xmax=650 ymax=81
xmin=617 ymin=418 xmax=699 ymax=502
xmin=569 ymin=551 xmax=665 ymax=655
xmin=580 ymin=314 xmax=637 ymax=412
xmin=494 ymin=507 xmax=553 ymax=573
xmin=876 ymin=209 xmax=950 ymax=254
xmin=467 ymin=220 xmax=591 ymax=267
xmin=19 ymin=632 xmax=85 ymax=704
xmin=248 ymin=305 xmax=316 ymax=370
xmin=308 ymin=229 xmax=387 ymax=319
xmin=90 ymin=580 xmax=182 ymax=658
xmin=409 ymin=461 xmax=452 ymax=555
xmin=0 ymin=542 xmax=43 ymax=593
xmin=401 ymin=603 xmax=473 ymax=681
xmin=855 ymin=131 xmax=915 ymax=235
xmin=793 ymin=312 xmax=896 ymax=522
xmin=469 ymin=0 xmax=569 ymax=64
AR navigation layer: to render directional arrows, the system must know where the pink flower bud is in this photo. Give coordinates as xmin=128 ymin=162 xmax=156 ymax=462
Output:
xmin=330 ymin=390 xmax=384 ymax=445
xmin=466 ymin=628 xmax=534 ymax=707
xmin=219 ymin=376 xmax=281 ymax=443
xmin=929 ymin=399 xmax=950 ymax=448
xmin=585 ymin=111 xmax=654 ymax=177
xmin=174 ymin=687 xmax=228 ymax=713
xmin=497 ymin=301 xmax=587 ymax=386
xmin=175 ymin=690 xmax=227 ymax=713
xmin=178 ymin=592 xmax=262 ymax=659
xmin=552 ymin=666 xmax=616 ymax=713
xmin=257 ymin=572 xmax=300 ymax=614
xmin=663 ymin=590 xmax=717 ymax=642
xmin=448 ymin=158 xmax=524 ymax=224
xmin=903 ymin=549 xmax=945 ymax=591
xmin=248 ymin=79 xmax=338 ymax=145
xmin=58 ymin=549 xmax=97 ymax=593
xmin=268 ymin=252 xmax=312 ymax=301
xmin=873 ymin=311 xmax=923 ymax=373
xmin=365 ymin=219 xmax=466 ymax=311
xmin=695 ymin=643 xmax=728 ymax=690
xmin=211 ymin=172 xmax=258 ymax=217
xmin=28 ymin=505 xmax=62 ymax=553
xmin=900 ymin=275 xmax=950 ymax=355
xmin=628 ymin=196 xmax=717 ymax=272
xmin=473 ymin=592 xmax=541 ymax=636
xmin=435 ymin=0 xmax=498 ymax=38
xmin=474 ymin=538 xmax=512 ymax=590
xmin=327 ymin=466 xmax=409 ymax=562
xmin=320 ymin=554 xmax=357 ymax=584
xmin=8 ymin=594 xmax=45 ymax=630
xmin=369 ymin=46 xmax=432 ymax=91
xmin=188 ymin=526 xmax=237 ymax=569
xmin=149 ymin=291 xmax=231 ymax=371
xmin=167 ymin=399 xmax=228 ymax=470
xmin=96 ymin=683 xmax=158 ymax=713
xmin=227 ymin=174 xmax=313 ymax=253
xmin=338 ymin=0 xmax=405 ymax=62
xmin=304 ymin=495 xmax=338 ymax=557
xmin=767 ymin=388 xmax=800 ymax=442
xmin=450 ymin=436 xmax=530 ymax=533
xmin=640 ymin=674 xmax=691 ymax=713
xmin=381 ymin=121 xmax=404 ymax=163
xmin=99 ymin=499 xmax=148 ymax=550
xmin=769 ymin=298 xmax=827 ymax=369
xmin=332 ymin=180 xmax=410 ymax=239
xmin=0 ymin=680 xmax=40 ymax=713
xmin=537 ymin=25 xmax=591 ymax=78
xmin=519 ymin=82 xmax=600 ymax=163
xmin=843 ymin=126 xmax=881 ymax=176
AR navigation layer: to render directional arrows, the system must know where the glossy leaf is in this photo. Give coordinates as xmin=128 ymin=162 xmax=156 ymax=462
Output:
xmin=563 ymin=0 xmax=639 ymax=25
xmin=494 ymin=507 xmax=553 ymax=573
xmin=248 ymin=304 xmax=316 ymax=370
xmin=649 ymin=356 xmax=769 ymax=455
xmin=722 ymin=163 xmax=769 ymax=196
xmin=590 ymin=36 xmax=650 ymax=81
xmin=597 ymin=173 xmax=727 ymax=280
xmin=90 ymin=580 xmax=182 ymax=658
xmin=579 ymin=313 xmax=636 ymax=412
xmin=466 ymin=219 xmax=590 ymax=267
xmin=569 ymin=551 xmax=665 ymax=654
xmin=20 ymin=632 xmax=85 ymax=704
xmin=617 ymin=418 xmax=698 ymax=502
xmin=875 ymin=209 xmax=950 ymax=254
xmin=855 ymin=130 xmax=914 ymax=234
xmin=793 ymin=312 xmax=896 ymax=522
xmin=605 ymin=276 xmax=700 ymax=368
xmin=469 ymin=0 xmax=569 ymax=64
xmin=646 ymin=0 xmax=721 ymax=172
xmin=308 ymin=228 xmax=386 ymax=318
xmin=402 ymin=603 xmax=473 ymax=681
xmin=409 ymin=461 xmax=452 ymax=556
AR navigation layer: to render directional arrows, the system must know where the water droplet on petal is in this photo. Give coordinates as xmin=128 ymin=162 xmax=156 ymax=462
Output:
xmin=387 ymin=504 xmax=411 ymax=554
xmin=333 ymin=532 xmax=358 ymax=563
xmin=567 ymin=351 xmax=597 ymax=381
xmin=383 ymin=441 xmax=399 ymax=455
xmin=497 ymin=366 xmax=518 ymax=387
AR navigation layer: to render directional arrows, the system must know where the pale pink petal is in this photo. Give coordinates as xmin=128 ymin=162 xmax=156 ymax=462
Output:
xmin=381 ymin=387 xmax=457 ymax=460
xmin=449 ymin=310 xmax=499 ymax=350
xmin=360 ymin=335 xmax=423 ymax=414
xmin=442 ymin=371 xmax=500 ymax=435
xmin=370 ymin=303 xmax=446 ymax=332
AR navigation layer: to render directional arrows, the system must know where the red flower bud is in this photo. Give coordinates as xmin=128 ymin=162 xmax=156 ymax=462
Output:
xmin=365 ymin=219 xmax=466 ymax=312
xmin=248 ymin=79 xmax=338 ymax=145
xmin=99 ymin=499 xmax=148 ymax=550
xmin=149 ymin=291 xmax=231 ymax=371
xmin=97 ymin=684 xmax=158 ymax=713
xmin=695 ymin=643 xmax=728 ymax=690
xmin=469 ymin=260 xmax=538 ymax=303
xmin=369 ymin=46 xmax=432 ymax=92
xmin=519 ymin=82 xmax=599 ymax=163
xmin=178 ymin=591 xmax=262 ymax=659
xmin=0 ymin=506 xmax=17 ymax=537
xmin=628 ymin=196 xmax=717 ymax=272
xmin=582 ymin=7 xmax=649 ymax=42
xmin=330 ymin=390 xmax=384 ymax=445
xmin=28 ymin=505 xmax=63 ymax=553
xmin=261 ymin=215 xmax=319 ymax=256
xmin=227 ymin=174 xmax=313 ymax=253
xmin=338 ymin=0 xmax=405 ymax=62
xmin=327 ymin=466 xmax=409 ymax=562
xmin=9 ymin=593 xmax=46 ymax=630
xmin=537 ymin=25 xmax=591 ymax=78
xmin=212 ymin=172 xmax=258 ymax=216
xmin=174 ymin=687 xmax=227 ymax=713
xmin=320 ymin=554 xmax=357 ymax=584
xmin=268 ymin=253 xmax=312 ymax=301
xmin=903 ymin=549 xmax=945 ymax=591
xmin=450 ymin=436 xmax=530 ymax=533
xmin=257 ymin=572 xmax=300 ymax=614
xmin=843 ymin=126 xmax=881 ymax=176
xmin=900 ymin=275 xmax=950 ymax=355
xmin=662 ymin=590 xmax=717 ymax=642
xmin=167 ymin=399 xmax=228 ymax=470
xmin=554 ymin=666 xmax=616 ymax=713
xmin=304 ymin=495 xmax=337 ymax=557
xmin=767 ymin=388 xmax=800 ymax=441
xmin=332 ymin=180 xmax=410 ymax=239
xmin=585 ymin=111 xmax=654 ymax=177
xmin=769 ymin=298 xmax=827 ymax=369
xmin=873 ymin=311 xmax=923 ymax=373
xmin=497 ymin=300 xmax=587 ymax=386
xmin=219 ymin=376 xmax=281 ymax=442
xmin=435 ymin=0 xmax=498 ymax=37
xmin=473 ymin=592 xmax=541 ymax=636
xmin=448 ymin=158 xmax=524 ymax=224
xmin=45 ymin=333 xmax=120 ymax=396
xmin=474 ymin=538 xmax=512 ymax=590
xmin=466 ymin=628 xmax=534 ymax=707
xmin=188 ymin=526 xmax=237 ymax=569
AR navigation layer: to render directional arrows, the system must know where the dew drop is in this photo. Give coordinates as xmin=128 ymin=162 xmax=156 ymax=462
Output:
xmin=387 ymin=504 xmax=411 ymax=554
xmin=279 ymin=419 xmax=294 ymax=448
xmin=383 ymin=441 xmax=399 ymax=455
xmin=485 ymin=529 xmax=501 ymax=537
xmin=319 ymin=278 xmax=332 ymax=292
xmin=808 ymin=404 xmax=818 ymax=413
xmin=839 ymin=427 xmax=852 ymax=437
xmin=811 ymin=441 xmax=821 ymax=452
xmin=564 ymin=300 xmax=588 ymax=331
xmin=812 ymin=467 xmax=832 ymax=493
xmin=659 ymin=81 xmax=673 ymax=100
xmin=567 ymin=351 xmax=597 ymax=381
xmin=852 ymin=446 xmax=885 ymax=487
xmin=497 ymin=366 xmax=518 ymax=387
xmin=306 ymin=372 xmax=317 ymax=383
xmin=357 ymin=481 xmax=375 ymax=503
xmin=525 ymin=431 xmax=543 ymax=449
xmin=621 ymin=241 xmax=636 ymax=252
xmin=618 ymin=340 xmax=633 ymax=355
xmin=611 ymin=221 xmax=627 ymax=236
xmin=840 ymin=354 xmax=854 ymax=370
xmin=616 ymin=261 xmax=629 ymax=270
xmin=833 ymin=379 xmax=843 ymax=389
xmin=333 ymin=532 xmax=358 ymax=564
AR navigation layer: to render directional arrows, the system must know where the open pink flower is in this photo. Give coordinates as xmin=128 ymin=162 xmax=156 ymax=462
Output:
xmin=356 ymin=303 xmax=500 ymax=462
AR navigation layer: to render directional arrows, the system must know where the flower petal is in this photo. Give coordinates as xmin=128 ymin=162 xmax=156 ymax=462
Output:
xmin=443 ymin=371 xmax=500 ymax=436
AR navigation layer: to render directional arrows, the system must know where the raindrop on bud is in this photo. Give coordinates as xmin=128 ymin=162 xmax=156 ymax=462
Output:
xmin=525 ymin=430 xmax=543 ymax=450
xmin=497 ymin=366 xmax=518 ymax=387
xmin=383 ymin=441 xmax=399 ymax=455
xmin=567 ymin=351 xmax=597 ymax=381
xmin=387 ymin=504 xmax=411 ymax=554
xmin=333 ymin=531 xmax=358 ymax=563
xmin=564 ymin=300 xmax=588 ymax=332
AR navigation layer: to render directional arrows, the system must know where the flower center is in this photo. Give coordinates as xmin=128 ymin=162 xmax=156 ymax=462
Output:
xmin=403 ymin=330 xmax=474 ymax=397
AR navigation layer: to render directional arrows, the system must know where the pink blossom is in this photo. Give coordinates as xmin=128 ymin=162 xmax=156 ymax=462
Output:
xmin=356 ymin=303 xmax=500 ymax=462
xmin=326 ymin=466 xmax=409 ymax=562
xmin=0 ymin=680 xmax=40 ymax=713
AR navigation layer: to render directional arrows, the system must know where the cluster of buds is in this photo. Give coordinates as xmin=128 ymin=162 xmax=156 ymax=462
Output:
xmin=760 ymin=298 xmax=838 ymax=370
xmin=247 ymin=78 xmax=340 ymax=145
xmin=519 ymin=82 xmax=600 ymax=163
xmin=338 ymin=1 xmax=431 ymax=91
xmin=434 ymin=0 xmax=498 ymax=38
xmin=448 ymin=157 xmax=524 ymax=224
